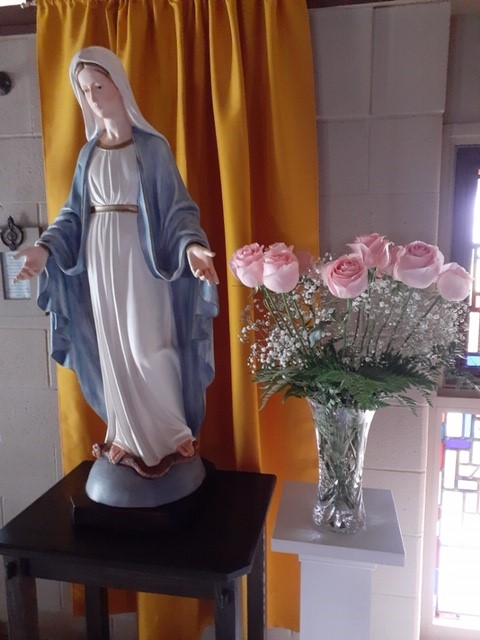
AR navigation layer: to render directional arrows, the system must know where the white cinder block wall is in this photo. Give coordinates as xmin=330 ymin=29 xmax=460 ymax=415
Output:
xmin=309 ymin=1 xmax=450 ymax=639
xmin=0 ymin=32 xmax=67 ymax=625
xmin=0 ymin=2 xmax=478 ymax=639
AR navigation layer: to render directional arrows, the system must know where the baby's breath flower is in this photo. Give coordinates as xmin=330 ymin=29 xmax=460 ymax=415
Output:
xmin=236 ymin=240 xmax=471 ymax=411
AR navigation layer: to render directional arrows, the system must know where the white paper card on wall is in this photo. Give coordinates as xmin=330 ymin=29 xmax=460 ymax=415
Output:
xmin=1 ymin=252 xmax=31 ymax=300
xmin=0 ymin=226 xmax=43 ymax=317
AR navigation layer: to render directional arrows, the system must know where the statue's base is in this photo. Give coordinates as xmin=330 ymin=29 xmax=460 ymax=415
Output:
xmin=71 ymin=457 xmax=215 ymax=533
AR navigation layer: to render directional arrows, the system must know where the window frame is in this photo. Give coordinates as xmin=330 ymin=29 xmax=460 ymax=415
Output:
xmin=421 ymin=123 xmax=480 ymax=639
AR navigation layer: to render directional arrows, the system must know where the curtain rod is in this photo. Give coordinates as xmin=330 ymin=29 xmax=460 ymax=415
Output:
xmin=19 ymin=0 xmax=391 ymax=9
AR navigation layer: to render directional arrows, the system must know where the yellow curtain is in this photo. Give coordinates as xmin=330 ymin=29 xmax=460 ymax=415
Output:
xmin=36 ymin=1 xmax=319 ymax=637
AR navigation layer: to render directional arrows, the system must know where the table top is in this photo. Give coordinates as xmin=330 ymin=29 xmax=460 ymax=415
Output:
xmin=272 ymin=481 xmax=405 ymax=567
xmin=0 ymin=461 xmax=276 ymax=581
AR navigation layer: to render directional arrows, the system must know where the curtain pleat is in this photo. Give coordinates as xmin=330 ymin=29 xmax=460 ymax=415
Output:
xmin=36 ymin=1 xmax=319 ymax=636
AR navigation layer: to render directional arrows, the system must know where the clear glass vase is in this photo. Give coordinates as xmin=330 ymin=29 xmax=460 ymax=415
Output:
xmin=308 ymin=399 xmax=375 ymax=534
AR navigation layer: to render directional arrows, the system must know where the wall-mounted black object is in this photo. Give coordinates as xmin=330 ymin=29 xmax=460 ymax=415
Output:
xmin=1 ymin=217 xmax=23 ymax=251
xmin=0 ymin=71 xmax=12 ymax=96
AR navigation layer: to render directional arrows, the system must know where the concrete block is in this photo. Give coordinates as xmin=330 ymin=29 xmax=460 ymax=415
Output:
xmin=371 ymin=593 xmax=420 ymax=640
xmin=0 ymin=35 xmax=40 ymax=136
xmin=372 ymin=534 xmax=423 ymax=598
xmin=111 ymin=613 xmax=138 ymax=640
xmin=371 ymin=2 xmax=450 ymax=116
xmin=0 ymin=137 xmax=46 ymax=203
xmin=0 ymin=202 xmax=40 ymax=230
xmin=365 ymin=406 xmax=428 ymax=473
xmin=445 ymin=15 xmax=480 ymax=125
xmin=0 ymin=328 xmax=50 ymax=389
xmin=37 ymin=578 xmax=64 ymax=613
xmin=317 ymin=120 xmax=369 ymax=195
xmin=309 ymin=7 xmax=372 ymax=120
xmin=369 ymin=116 xmax=443 ymax=194
xmin=0 ymin=389 xmax=59 ymax=515
xmin=363 ymin=469 xmax=426 ymax=537
xmin=318 ymin=192 xmax=441 ymax=256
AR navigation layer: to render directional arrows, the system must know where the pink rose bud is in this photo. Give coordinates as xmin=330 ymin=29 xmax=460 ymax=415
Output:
xmin=229 ymin=243 xmax=265 ymax=287
xmin=347 ymin=233 xmax=391 ymax=270
xmin=321 ymin=254 xmax=368 ymax=299
xmin=393 ymin=241 xmax=444 ymax=288
xmin=436 ymin=262 xmax=472 ymax=301
xmin=263 ymin=243 xmax=300 ymax=293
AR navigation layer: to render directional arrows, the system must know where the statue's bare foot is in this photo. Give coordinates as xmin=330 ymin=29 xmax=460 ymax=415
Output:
xmin=176 ymin=438 xmax=195 ymax=457
xmin=92 ymin=442 xmax=127 ymax=464
xmin=91 ymin=441 xmax=198 ymax=478
xmin=92 ymin=443 xmax=103 ymax=459
xmin=107 ymin=444 xmax=128 ymax=464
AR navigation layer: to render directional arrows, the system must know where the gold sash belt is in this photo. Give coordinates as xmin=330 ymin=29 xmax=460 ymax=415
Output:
xmin=90 ymin=204 xmax=138 ymax=214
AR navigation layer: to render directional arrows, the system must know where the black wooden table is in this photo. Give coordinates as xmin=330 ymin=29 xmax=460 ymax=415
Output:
xmin=0 ymin=461 xmax=276 ymax=640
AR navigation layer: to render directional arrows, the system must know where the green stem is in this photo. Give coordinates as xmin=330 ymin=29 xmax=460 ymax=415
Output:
xmin=401 ymin=294 xmax=442 ymax=349
xmin=371 ymin=305 xmax=395 ymax=358
xmin=261 ymin=287 xmax=310 ymax=356
xmin=342 ymin=298 xmax=352 ymax=355
xmin=285 ymin=294 xmax=312 ymax=354
xmin=385 ymin=288 xmax=414 ymax=352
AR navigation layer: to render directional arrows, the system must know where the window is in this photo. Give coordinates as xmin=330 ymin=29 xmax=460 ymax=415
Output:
xmin=435 ymin=411 xmax=480 ymax=626
xmin=451 ymin=147 xmax=480 ymax=373
xmin=422 ymin=137 xmax=480 ymax=640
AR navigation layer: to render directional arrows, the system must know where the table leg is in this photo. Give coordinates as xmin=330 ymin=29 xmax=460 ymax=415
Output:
xmin=85 ymin=584 xmax=110 ymax=640
xmin=214 ymin=579 xmax=242 ymax=640
xmin=247 ymin=527 xmax=266 ymax=639
xmin=3 ymin=556 xmax=40 ymax=640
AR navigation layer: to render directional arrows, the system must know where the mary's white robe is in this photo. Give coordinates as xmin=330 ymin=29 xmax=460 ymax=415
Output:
xmin=86 ymin=140 xmax=191 ymax=466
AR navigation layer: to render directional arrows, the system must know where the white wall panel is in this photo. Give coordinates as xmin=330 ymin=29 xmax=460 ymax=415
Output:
xmin=371 ymin=2 xmax=451 ymax=116
xmin=372 ymin=534 xmax=423 ymax=598
xmin=0 ymin=328 xmax=50 ymax=388
xmin=319 ymin=191 xmax=441 ymax=255
xmin=445 ymin=14 xmax=480 ymax=124
xmin=363 ymin=469 xmax=426 ymax=537
xmin=309 ymin=7 xmax=373 ymax=119
xmin=366 ymin=406 xmax=428 ymax=474
xmin=0 ymin=36 xmax=38 ymax=135
xmin=371 ymin=593 xmax=420 ymax=640
xmin=316 ymin=120 xmax=369 ymax=195
xmin=369 ymin=115 xmax=443 ymax=194
xmin=0 ymin=137 xmax=46 ymax=203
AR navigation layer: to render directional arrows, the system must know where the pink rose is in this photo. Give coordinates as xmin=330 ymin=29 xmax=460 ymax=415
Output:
xmin=229 ymin=243 xmax=265 ymax=287
xmin=436 ymin=262 xmax=472 ymax=301
xmin=393 ymin=241 xmax=444 ymax=288
xmin=347 ymin=233 xmax=391 ymax=270
xmin=383 ymin=244 xmax=403 ymax=277
xmin=321 ymin=254 xmax=368 ymax=299
xmin=263 ymin=243 xmax=300 ymax=293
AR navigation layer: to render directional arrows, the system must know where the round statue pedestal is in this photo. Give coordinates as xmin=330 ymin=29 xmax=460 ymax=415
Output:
xmin=85 ymin=455 xmax=207 ymax=508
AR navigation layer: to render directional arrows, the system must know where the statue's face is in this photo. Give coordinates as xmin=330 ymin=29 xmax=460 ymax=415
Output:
xmin=77 ymin=66 xmax=124 ymax=121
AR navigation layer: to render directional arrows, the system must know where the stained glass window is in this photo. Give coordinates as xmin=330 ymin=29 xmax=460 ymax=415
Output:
xmin=435 ymin=411 xmax=480 ymax=623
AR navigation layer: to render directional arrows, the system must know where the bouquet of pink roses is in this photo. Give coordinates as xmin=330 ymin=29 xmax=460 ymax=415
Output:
xmin=229 ymin=234 xmax=472 ymax=410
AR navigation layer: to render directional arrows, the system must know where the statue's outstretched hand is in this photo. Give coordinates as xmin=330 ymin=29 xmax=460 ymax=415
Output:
xmin=13 ymin=245 xmax=49 ymax=282
xmin=186 ymin=243 xmax=219 ymax=285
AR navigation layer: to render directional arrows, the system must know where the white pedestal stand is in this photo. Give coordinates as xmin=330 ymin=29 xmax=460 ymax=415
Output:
xmin=272 ymin=482 xmax=405 ymax=640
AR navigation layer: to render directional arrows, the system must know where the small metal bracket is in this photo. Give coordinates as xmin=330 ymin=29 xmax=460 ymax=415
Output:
xmin=1 ymin=216 xmax=24 ymax=251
